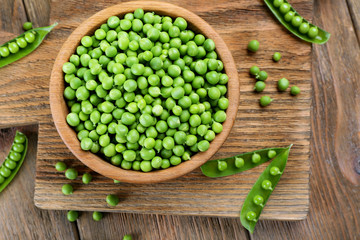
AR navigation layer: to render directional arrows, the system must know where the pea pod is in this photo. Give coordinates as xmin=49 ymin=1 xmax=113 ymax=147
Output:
xmin=200 ymin=147 xmax=288 ymax=177
xmin=0 ymin=22 xmax=58 ymax=68
xmin=0 ymin=131 xmax=28 ymax=193
xmin=240 ymin=144 xmax=292 ymax=234
xmin=264 ymin=0 xmax=330 ymax=44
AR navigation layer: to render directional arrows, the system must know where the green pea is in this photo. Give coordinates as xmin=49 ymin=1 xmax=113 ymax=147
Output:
xmin=261 ymin=180 xmax=273 ymax=190
xmin=24 ymin=32 xmax=35 ymax=43
xmin=268 ymin=150 xmax=277 ymax=158
xmin=253 ymin=195 xmax=264 ymax=206
xmin=273 ymin=52 xmax=281 ymax=62
xmin=62 ymin=184 xmax=73 ymax=195
xmin=260 ymin=96 xmax=273 ymax=107
xmin=65 ymin=168 xmax=78 ymax=180
xmin=284 ymin=11 xmax=295 ymax=22
xmin=198 ymin=140 xmax=210 ymax=152
xmin=106 ymin=194 xmax=119 ymax=206
xmin=308 ymin=27 xmax=319 ymax=38
xmin=247 ymin=40 xmax=259 ymax=52
xmin=252 ymin=153 xmax=261 ymax=164
xmin=92 ymin=211 xmax=103 ymax=221
xmin=217 ymin=160 xmax=227 ymax=171
xmin=203 ymin=39 xmax=215 ymax=52
xmin=55 ymin=162 xmax=67 ymax=171
xmin=270 ymin=166 xmax=281 ymax=175
xmin=299 ymin=22 xmax=310 ymax=34
xmin=235 ymin=157 xmax=245 ymax=168
xmin=0 ymin=167 xmax=12 ymax=178
xmin=0 ymin=46 xmax=10 ymax=57
xmin=278 ymin=78 xmax=289 ymax=91
xmin=140 ymin=160 xmax=152 ymax=172
xmin=67 ymin=211 xmax=79 ymax=222
xmin=246 ymin=211 xmax=257 ymax=221
xmin=66 ymin=113 xmax=80 ymax=127
xmin=123 ymin=234 xmax=133 ymax=240
xmin=279 ymin=3 xmax=291 ymax=14
xmin=16 ymin=37 xmax=28 ymax=48
xmin=291 ymin=16 xmax=303 ymax=27
xmin=290 ymin=86 xmax=301 ymax=96
xmin=254 ymin=81 xmax=266 ymax=92
xmin=82 ymin=172 xmax=92 ymax=184
xmin=273 ymin=0 xmax=284 ymax=7
xmin=23 ymin=21 xmax=33 ymax=30
xmin=250 ymin=66 xmax=260 ymax=76
xmin=256 ymin=71 xmax=268 ymax=81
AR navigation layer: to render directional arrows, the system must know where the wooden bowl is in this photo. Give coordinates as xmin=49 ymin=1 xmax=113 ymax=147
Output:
xmin=50 ymin=1 xmax=239 ymax=184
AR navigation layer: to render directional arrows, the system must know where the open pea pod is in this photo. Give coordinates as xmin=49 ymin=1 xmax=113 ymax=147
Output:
xmin=0 ymin=131 xmax=28 ymax=193
xmin=0 ymin=22 xmax=58 ymax=68
xmin=200 ymin=147 xmax=288 ymax=177
xmin=264 ymin=0 xmax=330 ymax=44
xmin=240 ymin=144 xmax=292 ymax=234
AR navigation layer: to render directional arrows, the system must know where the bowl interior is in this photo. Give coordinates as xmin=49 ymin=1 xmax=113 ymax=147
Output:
xmin=50 ymin=1 xmax=239 ymax=184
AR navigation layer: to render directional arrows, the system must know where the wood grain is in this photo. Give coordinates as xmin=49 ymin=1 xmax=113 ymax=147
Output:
xmin=0 ymin=126 xmax=79 ymax=240
xmin=49 ymin=1 xmax=240 ymax=184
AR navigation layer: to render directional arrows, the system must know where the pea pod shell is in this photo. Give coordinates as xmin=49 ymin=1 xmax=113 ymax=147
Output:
xmin=240 ymin=144 xmax=292 ymax=234
xmin=0 ymin=22 xmax=58 ymax=68
xmin=264 ymin=0 xmax=330 ymax=44
xmin=0 ymin=131 xmax=28 ymax=193
xmin=200 ymin=147 xmax=288 ymax=178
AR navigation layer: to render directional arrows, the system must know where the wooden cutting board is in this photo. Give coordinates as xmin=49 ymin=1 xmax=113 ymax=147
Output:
xmin=0 ymin=0 xmax=311 ymax=220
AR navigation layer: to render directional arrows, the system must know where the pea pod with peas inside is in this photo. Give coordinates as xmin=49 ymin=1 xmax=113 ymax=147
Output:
xmin=240 ymin=144 xmax=292 ymax=234
xmin=264 ymin=0 xmax=330 ymax=44
xmin=0 ymin=22 xmax=57 ymax=68
xmin=200 ymin=147 xmax=288 ymax=177
xmin=0 ymin=131 xmax=28 ymax=193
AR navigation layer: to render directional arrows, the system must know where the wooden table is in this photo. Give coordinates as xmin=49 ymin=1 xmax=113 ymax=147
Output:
xmin=0 ymin=0 xmax=359 ymax=239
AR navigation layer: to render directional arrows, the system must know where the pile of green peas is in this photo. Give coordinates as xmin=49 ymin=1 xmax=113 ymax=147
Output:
xmin=0 ymin=30 xmax=36 ymax=59
xmin=273 ymin=0 xmax=318 ymax=38
xmin=63 ymin=9 xmax=229 ymax=172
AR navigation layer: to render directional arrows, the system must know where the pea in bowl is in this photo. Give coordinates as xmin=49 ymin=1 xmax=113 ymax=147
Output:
xmin=50 ymin=1 xmax=239 ymax=183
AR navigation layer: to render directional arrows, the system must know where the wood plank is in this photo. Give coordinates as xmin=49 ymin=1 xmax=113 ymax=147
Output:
xmin=76 ymin=212 xmax=249 ymax=240
xmin=22 ymin=0 xmax=51 ymax=27
xmin=250 ymin=0 xmax=360 ymax=238
xmin=0 ymin=0 xmax=27 ymax=35
xmin=347 ymin=0 xmax=360 ymax=42
xmin=16 ymin=0 xmax=309 ymax=219
xmin=0 ymin=126 xmax=79 ymax=240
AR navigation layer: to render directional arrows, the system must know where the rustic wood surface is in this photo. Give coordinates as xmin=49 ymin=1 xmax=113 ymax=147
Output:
xmin=33 ymin=0 xmax=311 ymax=219
xmin=0 ymin=0 xmax=359 ymax=240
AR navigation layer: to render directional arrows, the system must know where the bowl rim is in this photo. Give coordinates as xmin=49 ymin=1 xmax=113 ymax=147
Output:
xmin=49 ymin=1 xmax=239 ymax=184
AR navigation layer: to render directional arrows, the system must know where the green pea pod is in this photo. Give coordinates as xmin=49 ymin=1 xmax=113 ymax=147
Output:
xmin=200 ymin=147 xmax=288 ymax=177
xmin=0 ymin=22 xmax=58 ymax=68
xmin=240 ymin=144 xmax=292 ymax=234
xmin=0 ymin=131 xmax=28 ymax=193
xmin=264 ymin=0 xmax=330 ymax=44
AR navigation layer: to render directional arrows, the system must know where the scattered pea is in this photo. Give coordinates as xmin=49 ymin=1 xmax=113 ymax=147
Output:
xmin=92 ymin=211 xmax=103 ymax=221
xmin=106 ymin=194 xmax=120 ymax=206
xmin=272 ymin=52 xmax=281 ymax=62
xmin=259 ymin=96 xmax=273 ymax=107
xmin=55 ymin=162 xmax=67 ymax=171
xmin=278 ymin=78 xmax=289 ymax=91
xmin=247 ymin=40 xmax=259 ymax=52
xmin=254 ymin=81 xmax=266 ymax=92
xmin=23 ymin=22 xmax=33 ymax=31
xmin=67 ymin=210 xmax=79 ymax=222
xmin=62 ymin=184 xmax=73 ymax=195
xmin=290 ymin=86 xmax=300 ymax=95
